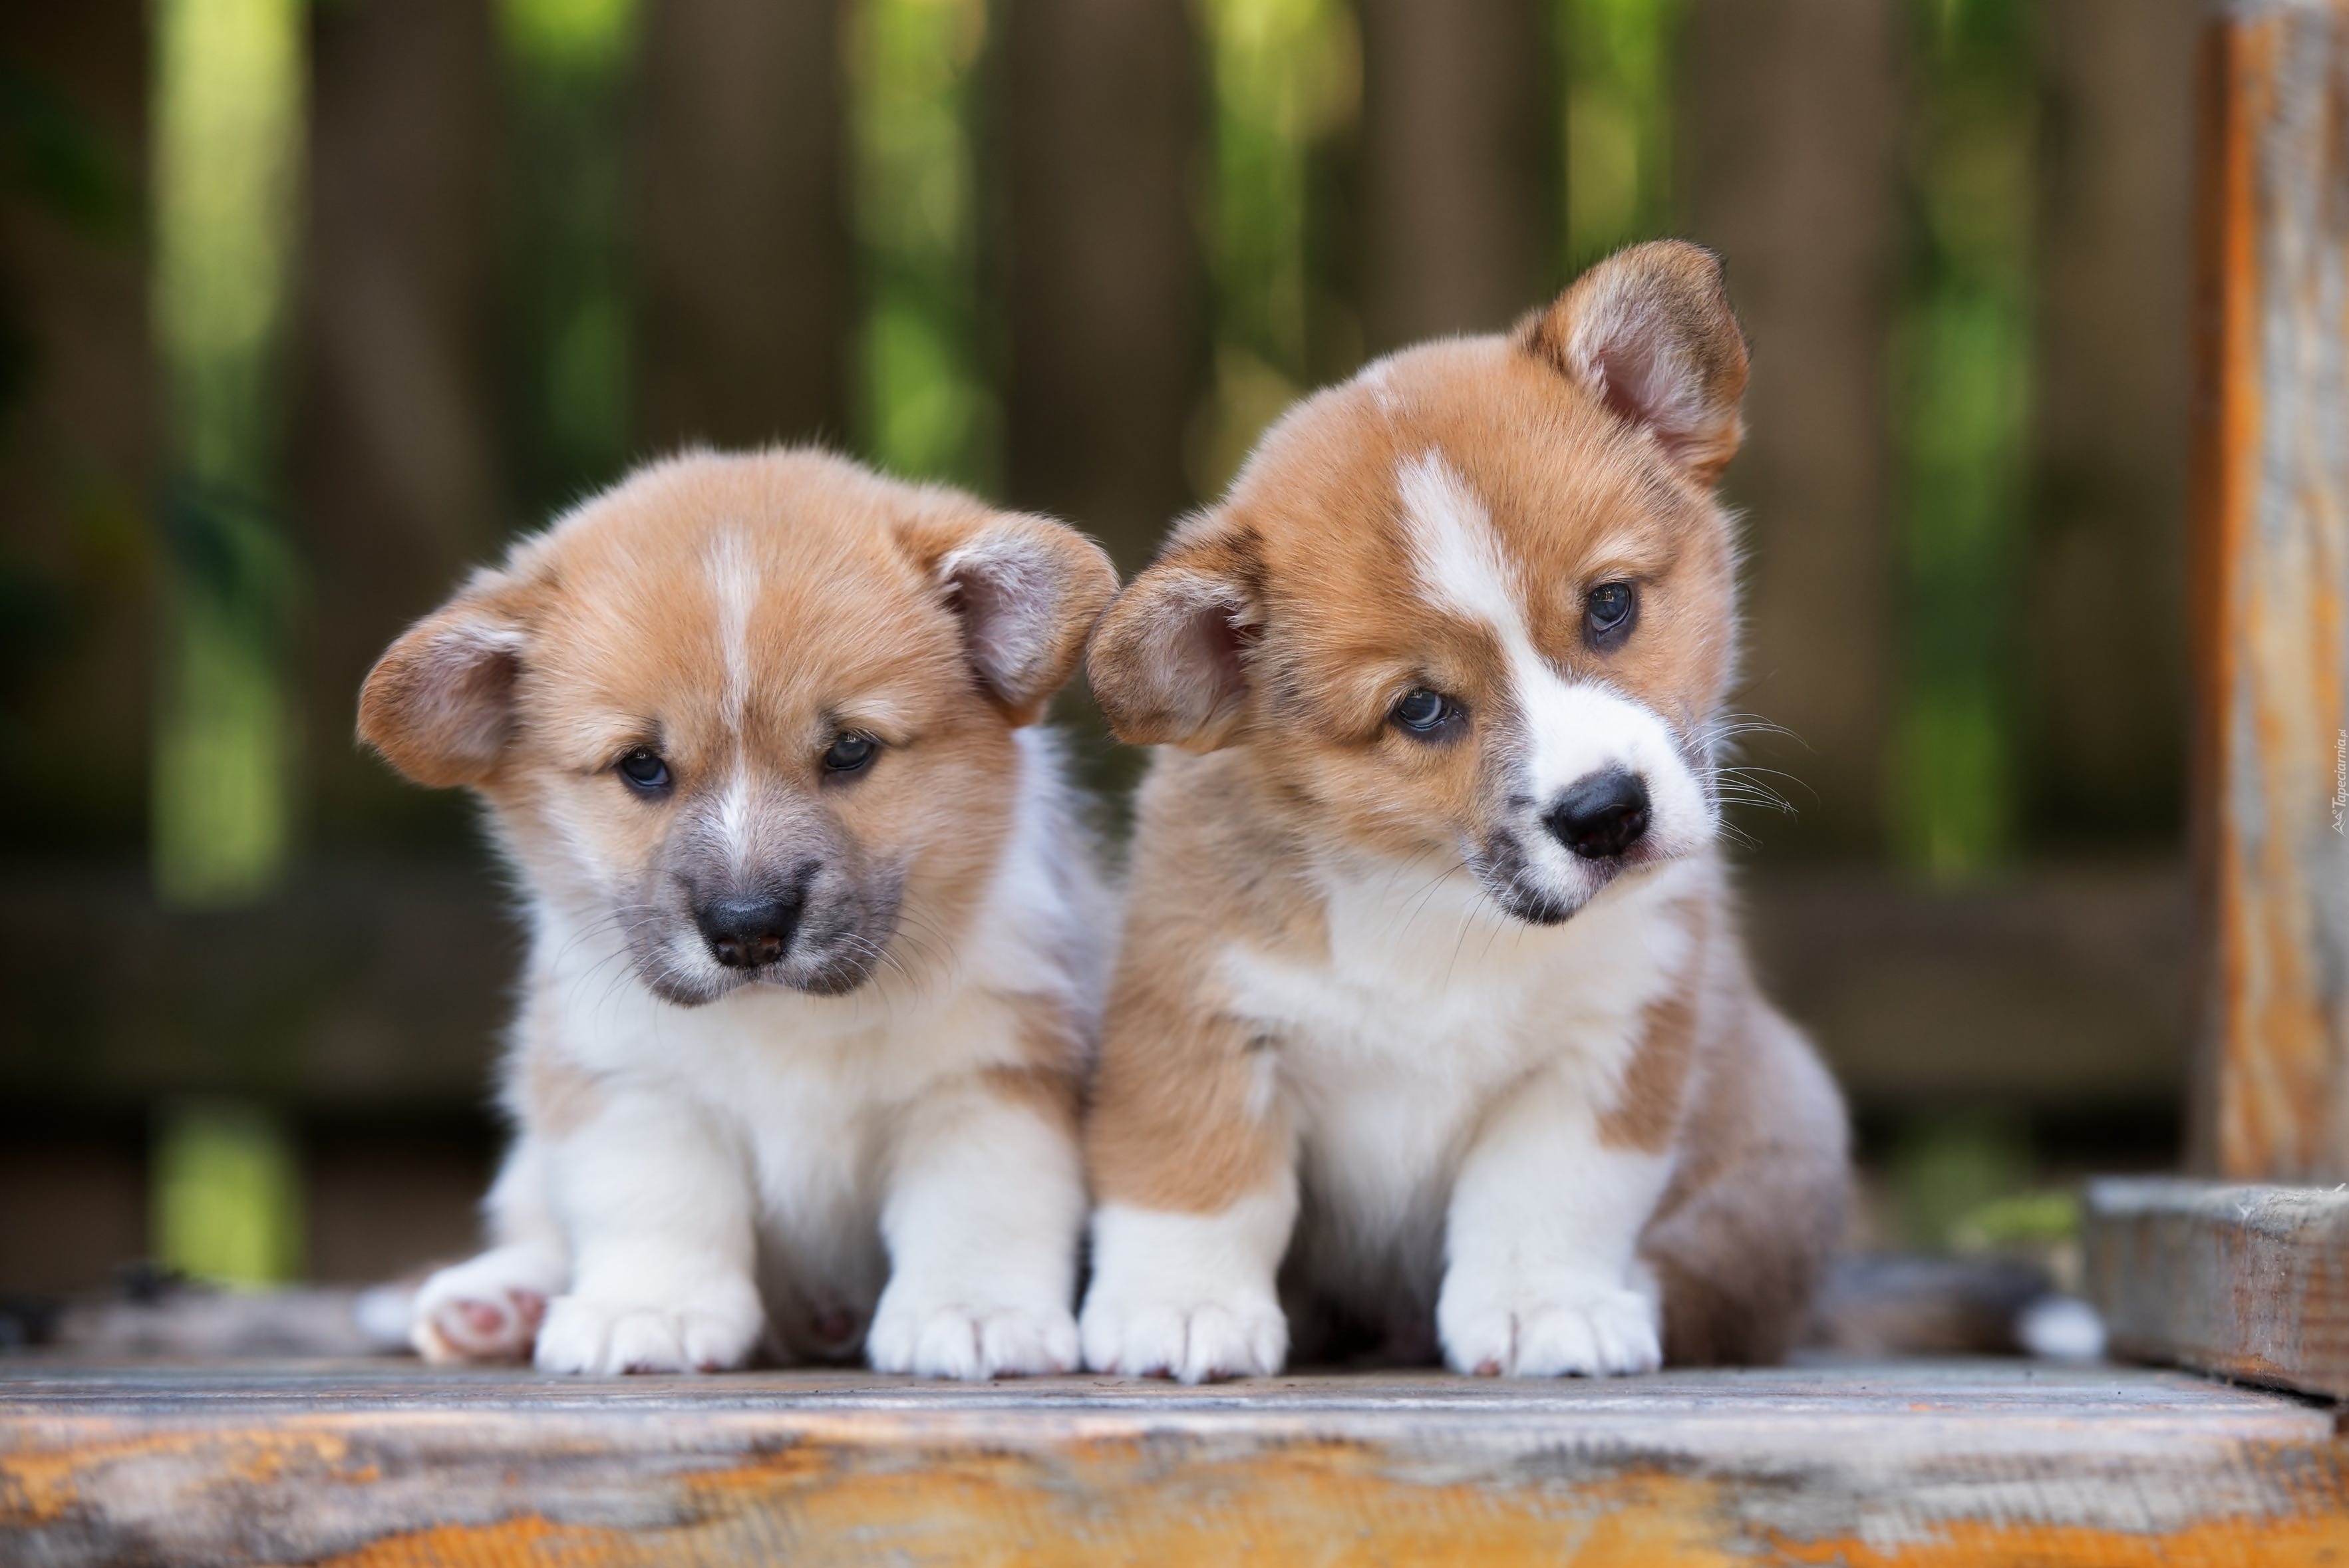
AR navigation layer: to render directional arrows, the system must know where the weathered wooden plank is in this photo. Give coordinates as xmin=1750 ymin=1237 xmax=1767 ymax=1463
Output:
xmin=2 ymin=1361 xmax=2345 ymax=1565
xmin=2085 ymin=1175 xmax=2349 ymax=1397
xmin=2187 ymin=0 xmax=2349 ymax=1181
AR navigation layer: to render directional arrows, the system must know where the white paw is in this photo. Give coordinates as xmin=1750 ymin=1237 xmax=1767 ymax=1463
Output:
xmin=532 ymin=1278 xmax=765 ymax=1374
xmin=1079 ymin=1287 xmax=1287 ymax=1382
xmin=1438 ymin=1275 xmax=1662 ymax=1378
xmin=410 ymin=1248 xmax=565 ymax=1365
xmin=866 ymin=1285 xmax=1079 ymax=1380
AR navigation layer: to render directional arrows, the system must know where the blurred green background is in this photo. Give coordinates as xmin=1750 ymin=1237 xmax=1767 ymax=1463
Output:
xmin=0 ymin=0 xmax=2194 ymax=1296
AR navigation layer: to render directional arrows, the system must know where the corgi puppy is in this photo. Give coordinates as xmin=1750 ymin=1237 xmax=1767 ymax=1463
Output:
xmin=359 ymin=448 xmax=1116 ymax=1377
xmin=1076 ymin=242 xmax=1848 ymax=1381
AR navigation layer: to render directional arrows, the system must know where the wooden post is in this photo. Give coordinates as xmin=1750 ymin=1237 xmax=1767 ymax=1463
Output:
xmin=2088 ymin=0 xmax=2349 ymax=1398
xmin=2188 ymin=0 xmax=2349 ymax=1184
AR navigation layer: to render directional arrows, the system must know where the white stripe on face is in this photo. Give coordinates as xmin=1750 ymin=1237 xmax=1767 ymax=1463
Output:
xmin=1396 ymin=452 xmax=1712 ymax=863
xmin=704 ymin=531 xmax=761 ymax=869
xmin=706 ymin=530 xmax=760 ymax=731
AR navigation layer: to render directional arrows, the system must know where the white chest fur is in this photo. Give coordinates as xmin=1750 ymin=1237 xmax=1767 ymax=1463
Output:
xmin=1217 ymin=854 xmax=1704 ymax=1302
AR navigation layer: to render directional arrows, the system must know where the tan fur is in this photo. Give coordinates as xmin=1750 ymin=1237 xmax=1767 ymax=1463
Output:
xmin=1083 ymin=751 xmax=1325 ymax=1213
xmin=361 ymin=447 xmax=1116 ymax=1015
xmin=1594 ymin=901 xmax=1705 ymax=1154
xmin=362 ymin=447 xmax=1118 ymax=1377
xmin=1084 ymin=243 xmax=1847 ymax=1368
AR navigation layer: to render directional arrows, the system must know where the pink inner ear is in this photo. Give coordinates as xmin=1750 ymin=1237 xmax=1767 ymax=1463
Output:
xmin=1579 ymin=306 xmax=1708 ymax=462
xmin=944 ymin=544 xmax=1058 ymax=704
xmin=407 ymin=624 xmax=523 ymax=763
xmin=1106 ymin=571 xmax=1253 ymax=749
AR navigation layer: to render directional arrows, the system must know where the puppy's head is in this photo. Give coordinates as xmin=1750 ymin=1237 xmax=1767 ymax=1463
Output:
xmin=360 ymin=449 xmax=1114 ymax=1003
xmin=1090 ymin=241 xmax=1746 ymax=924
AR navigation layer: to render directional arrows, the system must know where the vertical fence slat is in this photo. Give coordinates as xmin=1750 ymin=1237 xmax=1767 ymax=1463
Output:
xmin=999 ymin=0 xmax=1201 ymax=565
xmin=295 ymin=0 xmax=505 ymax=846
xmin=2024 ymin=0 xmax=2199 ymax=848
xmin=634 ymin=0 xmax=848 ymax=455
xmin=1682 ymin=0 xmax=1901 ymax=858
xmin=1354 ymin=0 xmax=1549 ymax=352
xmin=2190 ymin=0 xmax=2349 ymax=1181
xmin=0 ymin=0 xmax=155 ymax=854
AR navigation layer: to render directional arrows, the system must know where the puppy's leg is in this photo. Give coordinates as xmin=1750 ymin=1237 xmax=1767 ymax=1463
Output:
xmin=1438 ymin=1068 xmax=1674 ymax=1377
xmin=1643 ymin=1004 xmax=1849 ymax=1365
xmin=866 ymin=1069 xmax=1086 ymax=1380
xmin=1080 ymin=1005 xmax=1295 ymax=1382
xmin=530 ymin=1090 xmax=766 ymax=1375
xmin=411 ymin=1137 xmax=569 ymax=1364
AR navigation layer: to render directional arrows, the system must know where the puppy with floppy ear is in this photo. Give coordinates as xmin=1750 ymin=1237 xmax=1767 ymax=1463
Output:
xmin=1078 ymin=242 xmax=1848 ymax=1381
xmin=363 ymin=448 xmax=1117 ymax=1377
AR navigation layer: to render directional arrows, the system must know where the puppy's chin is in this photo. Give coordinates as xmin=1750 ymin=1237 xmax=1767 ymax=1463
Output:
xmin=1466 ymin=833 xmax=1687 ymax=927
xmin=623 ymin=933 xmax=891 ymax=1007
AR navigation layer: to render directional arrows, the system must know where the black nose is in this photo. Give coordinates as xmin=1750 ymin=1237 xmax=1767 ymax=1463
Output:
xmin=1545 ymin=768 xmax=1651 ymax=860
xmin=695 ymin=891 xmax=803 ymax=970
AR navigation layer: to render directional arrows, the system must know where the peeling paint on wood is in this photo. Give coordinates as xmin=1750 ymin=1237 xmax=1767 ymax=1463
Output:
xmin=2086 ymin=1175 xmax=2349 ymax=1398
xmin=2190 ymin=0 xmax=2349 ymax=1181
xmin=3 ymin=1362 xmax=2346 ymax=1565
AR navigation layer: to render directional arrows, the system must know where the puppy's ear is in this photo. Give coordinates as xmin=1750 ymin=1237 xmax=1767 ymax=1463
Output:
xmin=901 ymin=507 xmax=1119 ymax=725
xmin=1518 ymin=239 xmax=1749 ymax=486
xmin=1086 ymin=526 xmax=1259 ymax=752
xmin=357 ymin=567 xmax=540 ymax=789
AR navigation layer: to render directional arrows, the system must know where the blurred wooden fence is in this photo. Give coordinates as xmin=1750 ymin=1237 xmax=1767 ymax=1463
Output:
xmin=0 ymin=0 xmax=2203 ymax=1287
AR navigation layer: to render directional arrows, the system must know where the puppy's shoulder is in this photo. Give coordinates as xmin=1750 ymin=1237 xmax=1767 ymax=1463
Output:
xmin=1127 ymin=748 xmax=1326 ymax=963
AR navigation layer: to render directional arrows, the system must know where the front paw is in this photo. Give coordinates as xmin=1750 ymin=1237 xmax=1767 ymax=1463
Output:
xmin=866 ymin=1285 xmax=1078 ymax=1380
xmin=412 ymin=1247 xmax=564 ymax=1365
xmin=534 ymin=1278 xmax=765 ymax=1374
xmin=1079 ymin=1285 xmax=1287 ymax=1383
xmin=1438 ymin=1275 xmax=1662 ymax=1378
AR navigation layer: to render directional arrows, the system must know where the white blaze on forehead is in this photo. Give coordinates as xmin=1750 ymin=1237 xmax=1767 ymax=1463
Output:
xmin=705 ymin=530 xmax=760 ymax=730
xmin=704 ymin=530 xmax=762 ymax=873
xmin=1398 ymin=452 xmax=1521 ymax=633
xmin=1393 ymin=452 xmax=1711 ymax=851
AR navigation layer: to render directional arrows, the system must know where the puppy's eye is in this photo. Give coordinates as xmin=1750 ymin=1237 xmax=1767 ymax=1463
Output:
xmin=1390 ymin=688 xmax=1459 ymax=737
xmin=823 ymin=732 xmax=877 ymax=774
xmin=1585 ymin=580 xmax=1637 ymax=645
xmin=617 ymin=748 xmax=671 ymax=793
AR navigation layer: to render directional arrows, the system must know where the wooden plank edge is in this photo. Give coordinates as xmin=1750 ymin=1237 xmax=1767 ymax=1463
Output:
xmin=2086 ymin=1175 xmax=2349 ymax=1398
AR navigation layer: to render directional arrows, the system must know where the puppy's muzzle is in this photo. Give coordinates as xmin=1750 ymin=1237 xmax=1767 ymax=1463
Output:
xmin=694 ymin=889 xmax=805 ymax=971
xmin=1545 ymin=768 xmax=1651 ymax=860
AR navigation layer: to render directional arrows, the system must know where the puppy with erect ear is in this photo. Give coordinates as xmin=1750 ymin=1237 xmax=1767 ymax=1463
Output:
xmin=361 ymin=447 xmax=1118 ymax=1376
xmin=1079 ymin=241 xmax=1849 ymax=1381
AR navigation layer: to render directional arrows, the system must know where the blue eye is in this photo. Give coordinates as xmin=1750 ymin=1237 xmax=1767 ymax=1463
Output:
xmin=617 ymin=748 xmax=671 ymax=792
xmin=1586 ymin=580 xmax=1636 ymax=641
xmin=1391 ymin=689 xmax=1456 ymax=736
xmin=824 ymin=732 xmax=877 ymax=774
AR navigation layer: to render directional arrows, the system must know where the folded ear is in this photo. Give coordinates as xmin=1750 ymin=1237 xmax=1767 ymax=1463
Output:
xmin=1086 ymin=527 xmax=1260 ymax=752
xmin=1517 ymin=239 xmax=1749 ymax=486
xmin=357 ymin=567 xmax=538 ymax=789
xmin=902 ymin=508 xmax=1119 ymax=725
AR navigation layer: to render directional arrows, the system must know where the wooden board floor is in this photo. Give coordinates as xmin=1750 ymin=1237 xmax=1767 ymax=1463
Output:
xmin=3 ymin=1357 xmax=2346 ymax=1565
